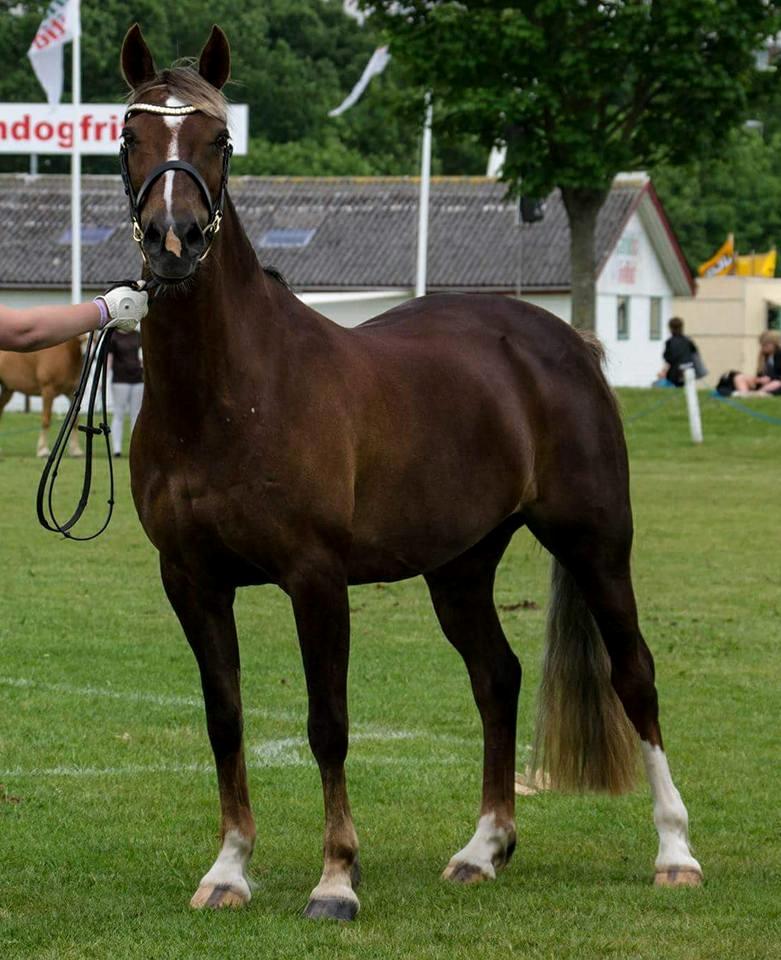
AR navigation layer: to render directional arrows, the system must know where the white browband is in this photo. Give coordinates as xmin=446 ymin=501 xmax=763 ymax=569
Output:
xmin=125 ymin=102 xmax=199 ymax=117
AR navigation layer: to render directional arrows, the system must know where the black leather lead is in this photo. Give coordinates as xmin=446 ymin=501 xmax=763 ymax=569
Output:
xmin=36 ymin=278 xmax=157 ymax=541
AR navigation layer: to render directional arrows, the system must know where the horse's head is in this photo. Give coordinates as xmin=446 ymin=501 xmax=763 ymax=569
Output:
xmin=120 ymin=24 xmax=232 ymax=284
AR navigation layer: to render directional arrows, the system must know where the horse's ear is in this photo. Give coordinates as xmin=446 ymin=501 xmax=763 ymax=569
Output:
xmin=121 ymin=24 xmax=157 ymax=90
xmin=198 ymin=25 xmax=231 ymax=90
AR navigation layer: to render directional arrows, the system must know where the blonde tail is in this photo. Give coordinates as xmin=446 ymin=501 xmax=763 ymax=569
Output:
xmin=532 ymin=559 xmax=638 ymax=794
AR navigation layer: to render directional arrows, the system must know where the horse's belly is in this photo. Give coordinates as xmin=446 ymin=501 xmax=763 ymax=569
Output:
xmin=0 ymin=354 xmax=41 ymax=395
xmin=347 ymin=468 xmax=525 ymax=582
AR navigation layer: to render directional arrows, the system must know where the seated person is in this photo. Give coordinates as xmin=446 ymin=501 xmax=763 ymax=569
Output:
xmin=728 ymin=331 xmax=781 ymax=396
xmin=658 ymin=317 xmax=702 ymax=387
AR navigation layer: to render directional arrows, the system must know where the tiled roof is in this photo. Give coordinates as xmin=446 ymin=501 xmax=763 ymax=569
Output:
xmin=0 ymin=174 xmax=649 ymax=292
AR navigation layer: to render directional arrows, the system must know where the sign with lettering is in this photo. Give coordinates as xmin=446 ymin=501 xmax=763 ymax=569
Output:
xmin=0 ymin=103 xmax=249 ymax=155
xmin=614 ymin=233 xmax=639 ymax=286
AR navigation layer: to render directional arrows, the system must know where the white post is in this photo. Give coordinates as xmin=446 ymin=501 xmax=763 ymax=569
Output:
xmin=70 ymin=0 xmax=81 ymax=305
xmin=415 ymin=92 xmax=432 ymax=299
xmin=682 ymin=365 xmax=703 ymax=444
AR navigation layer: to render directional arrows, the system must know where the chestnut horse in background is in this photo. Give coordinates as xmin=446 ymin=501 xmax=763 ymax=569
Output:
xmin=0 ymin=338 xmax=83 ymax=457
xmin=120 ymin=25 xmax=702 ymax=921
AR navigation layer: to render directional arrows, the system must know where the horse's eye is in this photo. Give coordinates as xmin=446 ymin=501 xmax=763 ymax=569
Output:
xmin=121 ymin=127 xmax=136 ymax=146
xmin=214 ymin=131 xmax=230 ymax=149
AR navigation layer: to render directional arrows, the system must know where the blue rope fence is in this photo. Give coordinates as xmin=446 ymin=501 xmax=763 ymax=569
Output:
xmin=622 ymin=389 xmax=781 ymax=428
xmin=622 ymin=392 xmax=679 ymax=423
xmin=708 ymin=392 xmax=781 ymax=426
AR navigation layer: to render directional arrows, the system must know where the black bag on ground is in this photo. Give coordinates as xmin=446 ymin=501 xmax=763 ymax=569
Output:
xmin=716 ymin=372 xmax=736 ymax=396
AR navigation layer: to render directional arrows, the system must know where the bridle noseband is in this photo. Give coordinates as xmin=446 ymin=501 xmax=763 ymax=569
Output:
xmin=119 ymin=102 xmax=233 ymax=264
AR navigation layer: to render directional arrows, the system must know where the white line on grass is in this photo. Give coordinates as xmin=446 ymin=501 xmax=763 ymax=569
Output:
xmin=0 ymin=745 xmax=467 ymax=780
xmin=0 ymin=676 xmax=472 ymax=748
xmin=0 ymin=675 xmax=298 ymax=722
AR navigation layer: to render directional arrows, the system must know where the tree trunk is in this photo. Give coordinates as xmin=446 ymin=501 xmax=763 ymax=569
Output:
xmin=561 ymin=186 xmax=609 ymax=332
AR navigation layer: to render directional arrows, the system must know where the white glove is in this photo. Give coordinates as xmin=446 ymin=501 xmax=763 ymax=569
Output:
xmin=95 ymin=286 xmax=149 ymax=332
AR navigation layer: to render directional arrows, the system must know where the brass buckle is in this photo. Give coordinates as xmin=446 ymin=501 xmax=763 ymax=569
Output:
xmin=205 ymin=210 xmax=222 ymax=237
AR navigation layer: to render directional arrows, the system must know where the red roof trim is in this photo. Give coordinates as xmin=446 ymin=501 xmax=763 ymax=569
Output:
xmin=643 ymin=181 xmax=695 ymax=295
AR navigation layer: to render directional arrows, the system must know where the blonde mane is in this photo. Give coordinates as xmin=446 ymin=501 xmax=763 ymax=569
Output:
xmin=128 ymin=64 xmax=227 ymax=123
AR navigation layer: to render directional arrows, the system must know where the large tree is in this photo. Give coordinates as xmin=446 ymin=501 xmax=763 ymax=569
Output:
xmin=366 ymin=0 xmax=781 ymax=329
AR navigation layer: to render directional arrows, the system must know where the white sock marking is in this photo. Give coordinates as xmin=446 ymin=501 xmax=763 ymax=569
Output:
xmin=641 ymin=741 xmax=701 ymax=874
xmin=448 ymin=812 xmax=512 ymax=880
xmin=197 ymin=828 xmax=253 ymax=899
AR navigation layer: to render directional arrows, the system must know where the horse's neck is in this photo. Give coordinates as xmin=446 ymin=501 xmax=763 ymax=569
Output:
xmin=141 ymin=194 xmax=306 ymax=414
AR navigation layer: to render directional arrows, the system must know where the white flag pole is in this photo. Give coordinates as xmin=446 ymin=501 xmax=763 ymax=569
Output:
xmin=70 ymin=0 xmax=81 ymax=305
xmin=682 ymin=364 xmax=703 ymax=444
xmin=415 ymin=92 xmax=432 ymax=299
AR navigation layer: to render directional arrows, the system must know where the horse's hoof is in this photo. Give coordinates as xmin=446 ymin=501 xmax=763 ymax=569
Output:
xmin=304 ymin=896 xmax=359 ymax=921
xmin=654 ymin=867 xmax=703 ymax=888
xmin=69 ymin=448 xmax=84 ymax=458
xmin=442 ymin=860 xmax=492 ymax=884
xmin=190 ymin=883 xmax=250 ymax=909
xmin=37 ymin=447 xmax=50 ymax=459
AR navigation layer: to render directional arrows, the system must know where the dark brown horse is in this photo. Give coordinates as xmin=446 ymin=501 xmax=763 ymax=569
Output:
xmin=121 ymin=25 xmax=702 ymax=920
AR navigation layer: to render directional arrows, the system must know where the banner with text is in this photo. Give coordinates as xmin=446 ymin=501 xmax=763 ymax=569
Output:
xmin=0 ymin=103 xmax=249 ymax=155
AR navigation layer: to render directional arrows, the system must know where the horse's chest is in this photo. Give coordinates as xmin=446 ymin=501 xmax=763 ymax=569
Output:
xmin=132 ymin=453 xmax=281 ymax=573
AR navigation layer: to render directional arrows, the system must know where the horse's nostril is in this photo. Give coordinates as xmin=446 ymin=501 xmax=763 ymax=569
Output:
xmin=185 ymin=222 xmax=204 ymax=248
xmin=144 ymin=222 xmax=163 ymax=247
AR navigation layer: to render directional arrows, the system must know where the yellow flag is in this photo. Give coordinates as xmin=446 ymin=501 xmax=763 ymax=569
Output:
xmin=698 ymin=234 xmax=735 ymax=277
xmin=734 ymin=249 xmax=777 ymax=277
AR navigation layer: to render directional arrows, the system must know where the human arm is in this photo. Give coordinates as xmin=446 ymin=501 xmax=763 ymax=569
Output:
xmin=0 ymin=301 xmax=101 ymax=352
xmin=0 ymin=286 xmax=148 ymax=353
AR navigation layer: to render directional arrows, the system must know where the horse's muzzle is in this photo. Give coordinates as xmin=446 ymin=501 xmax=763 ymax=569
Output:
xmin=142 ymin=217 xmax=206 ymax=281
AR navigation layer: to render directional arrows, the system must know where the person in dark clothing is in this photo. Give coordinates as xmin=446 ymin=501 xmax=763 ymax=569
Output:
xmin=659 ymin=317 xmax=702 ymax=387
xmin=107 ymin=329 xmax=143 ymax=456
xmin=731 ymin=330 xmax=781 ymax=396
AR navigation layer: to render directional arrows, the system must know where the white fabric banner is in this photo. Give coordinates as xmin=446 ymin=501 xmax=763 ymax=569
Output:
xmin=329 ymin=46 xmax=390 ymax=117
xmin=27 ymin=0 xmax=80 ymax=106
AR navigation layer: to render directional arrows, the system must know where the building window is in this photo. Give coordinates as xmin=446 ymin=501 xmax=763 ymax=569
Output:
xmin=617 ymin=296 xmax=630 ymax=340
xmin=767 ymin=303 xmax=781 ymax=331
xmin=649 ymin=297 xmax=662 ymax=340
xmin=57 ymin=225 xmax=116 ymax=246
xmin=258 ymin=228 xmax=316 ymax=248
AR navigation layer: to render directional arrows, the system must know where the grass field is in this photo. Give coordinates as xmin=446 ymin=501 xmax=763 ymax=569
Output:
xmin=0 ymin=390 xmax=779 ymax=959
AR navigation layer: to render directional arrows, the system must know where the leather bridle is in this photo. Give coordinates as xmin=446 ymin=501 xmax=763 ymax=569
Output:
xmin=119 ymin=102 xmax=233 ymax=264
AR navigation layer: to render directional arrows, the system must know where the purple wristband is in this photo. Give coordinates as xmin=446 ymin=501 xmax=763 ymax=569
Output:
xmin=93 ymin=297 xmax=109 ymax=329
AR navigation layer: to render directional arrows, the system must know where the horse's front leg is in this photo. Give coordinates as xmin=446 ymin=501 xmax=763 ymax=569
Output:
xmin=288 ymin=561 xmax=359 ymax=921
xmin=160 ymin=558 xmax=255 ymax=908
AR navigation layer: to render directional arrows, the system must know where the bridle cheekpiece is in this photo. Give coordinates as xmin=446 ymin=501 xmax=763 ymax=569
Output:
xmin=119 ymin=101 xmax=233 ymax=265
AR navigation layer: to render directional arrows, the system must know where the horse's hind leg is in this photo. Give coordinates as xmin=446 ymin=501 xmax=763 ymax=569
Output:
xmin=584 ymin=563 xmax=702 ymax=886
xmin=530 ymin=510 xmax=702 ymax=886
xmin=425 ymin=521 xmax=521 ymax=884
xmin=160 ymin=559 xmax=255 ymax=908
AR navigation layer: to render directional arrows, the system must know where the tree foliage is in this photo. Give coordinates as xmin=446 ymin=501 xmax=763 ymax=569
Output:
xmin=366 ymin=0 xmax=781 ymax=327
xmin=0 ymin=0 xmax=433 ymax=175
xmin=653 ymin=127 xmax=781 ymax=270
